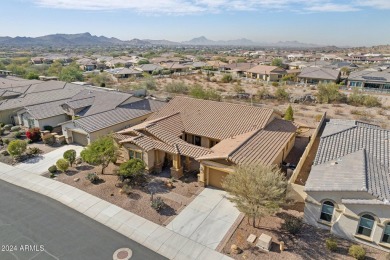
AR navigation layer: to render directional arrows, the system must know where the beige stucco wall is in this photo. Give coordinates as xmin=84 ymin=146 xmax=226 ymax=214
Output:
xmin=272 ymin=134 xmax=296 ymax=165
xmin=0 ymin=109 xmax=16 ymax=124
xmin=122 ymin=143 xmax=155 ymax=171
xmin=304 ymin=191 xmax=390 ymax=252
xmin=38 ymin=115 xmax=69 ymax=130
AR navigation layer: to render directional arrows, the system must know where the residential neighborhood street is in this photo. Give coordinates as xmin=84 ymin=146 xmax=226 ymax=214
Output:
xmin=0 ymin=180 xmax=166 ymax=260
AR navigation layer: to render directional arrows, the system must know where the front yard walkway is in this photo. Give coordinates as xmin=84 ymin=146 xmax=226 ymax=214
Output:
xmin=166 ymin=188 xmax=241 ymax=250
xmin=14 ymin=145 xmax=84 ymax=175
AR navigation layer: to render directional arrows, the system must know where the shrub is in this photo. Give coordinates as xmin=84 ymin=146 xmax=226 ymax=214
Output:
xmin=314 ymin=114 xmax=323 ymax=122
xmin=10 ymin=126 xmax=21 ymax=132
xmin=1 ymin=150 xmax=9 ymax=156
xmin=48 ymin=165 xmax=57 ymax=173
xmin=275 ymin=87 xmax=289 ymax=101
xmin=121 ymin=184 xmax=132 ymax=194
xmin=189 ymin=84 xmax=221 ymax=101
xmin=281 ymin=215 xmax=303 ymax=235
xmin=316 ymin=83 xmax=346 ymax=104
xmin=348 ymin=90 xmax=381 ymax=108
xmin=118 ymin=159 xmax=145 ymax=179
xmin=4 ymin=138 xmax=10 ymax=145
xmin=56 ymin=159 xmax=69 ymax=173
xmin=326 ymin=238 xmax=338 ymax=252
xmin=3 ymin=124 xmax=12 ymax=131
xmin=12 ymin=131 xmax=22 ymax=138
xmin=63 ymin=149 xmax=77 ymax=167
xmin=43 ymin=125 xmax=54 ymax=132
xmin=164 ymin=81 xmax=189 ymax=94
xmin=272 ymin=82 xmax=279 ymax=87
xmin=0 ymin=122 xmax=4 ymax=127
xmin=284 ymin=105 xmax=294 ymax=121
xmin=7 ymin=140 xmax=27 ymax=157
xmin=26 ymin=127 xmax=41 ymax=142
xmin=348 ymin=245 xmax=366 ymax=260
xmin=86 ymin=173 xmax=101 ymax=184
xmin=221 ymin=74 xmax=233 ymax=83
xmin=151 ymin=197 xmax=165 ymax=212
xmin=42 ymin=135 xmax=54 ymax=145
xmin=0 ymin=127 xmax=4 ymax=135
xmin=26 ymin=147 xmax=42 ymax=156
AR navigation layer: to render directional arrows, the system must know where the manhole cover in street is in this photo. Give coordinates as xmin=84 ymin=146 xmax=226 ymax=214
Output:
xmin=113 ymin=248 xmax=133 ymax=260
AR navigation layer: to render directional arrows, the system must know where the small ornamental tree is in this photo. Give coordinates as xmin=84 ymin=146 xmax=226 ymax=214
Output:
xmin=119 ymin=159 xmax=145 ymax=182
xmin=7 ymin=140 xmax=27 ymax=158
xmin=284 ymin=105 xmax=294 ymax=121
xmin=56 ymin=159 xmax=69 ymax=173
xmin=80 ymin=136 xmax=118 ymax=174
xmin=63 ymin=149 xmax=76 ymax=167
xmin=222 ymin=164 xmax=287 ymax=227
xmin=26 ymin=127 xmax=41 ymax=142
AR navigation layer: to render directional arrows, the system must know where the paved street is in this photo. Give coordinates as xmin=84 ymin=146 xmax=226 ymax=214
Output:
xmin=0 ymin=180 xmax=166 ymax=260
xmin=166 ymin=188 xmax=241 ymax=249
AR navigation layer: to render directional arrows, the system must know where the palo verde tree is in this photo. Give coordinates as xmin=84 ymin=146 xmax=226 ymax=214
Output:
xmin=222 ymin=164 xmax=287 ymax=227
xmin=63 ymin=149 xmax=77 ymax=167
xmin=80 ymin=135 xmax=118 ymax=174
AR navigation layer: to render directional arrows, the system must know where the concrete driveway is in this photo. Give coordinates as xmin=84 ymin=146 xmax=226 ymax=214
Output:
xmin=15 ymin=144 xmax=84 ymax=175
xmin=166 ymin=188 xmax=241 ymax=249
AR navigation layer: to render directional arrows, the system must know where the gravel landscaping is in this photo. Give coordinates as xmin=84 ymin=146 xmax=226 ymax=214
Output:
xmin=45 ymin=163 xmax=203 ymax=225
xmin=223 ymin=205 xmax=387 ymax=260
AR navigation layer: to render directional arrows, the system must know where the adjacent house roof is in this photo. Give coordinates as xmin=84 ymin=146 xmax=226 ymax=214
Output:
xmin=22 ymin=99 xmax=71 ymax=120
xmin=136 ymin=64 xmax=164 ymax=72
xmin=247 ymin=65 xmax=286 ymax=74
xmin=348 ymin=70 xmax=390 ymax=83
xmin=305 ymin=119 xmax=390 ymax=203
xmin=298 ymin=67 xmax=340 ymax=81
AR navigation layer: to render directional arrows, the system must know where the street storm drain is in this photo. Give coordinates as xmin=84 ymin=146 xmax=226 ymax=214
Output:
xmin=113 ymin=248 xmax=133 ymax=260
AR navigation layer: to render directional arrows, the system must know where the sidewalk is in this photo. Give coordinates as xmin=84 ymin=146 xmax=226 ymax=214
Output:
xmin=14 ymin=144 xmax=84 ymax=175
xmin=0 ymin=162 xmax=232 ymax=260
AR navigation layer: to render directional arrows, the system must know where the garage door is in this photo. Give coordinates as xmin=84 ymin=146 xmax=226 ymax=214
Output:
xmin=72 ymin=131 xmax=88 ymax=146
xmin=208 ymin=168 xmax=229 ymax=189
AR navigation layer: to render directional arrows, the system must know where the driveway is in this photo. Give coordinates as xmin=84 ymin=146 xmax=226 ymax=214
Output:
xmin=166 ymin=188 xmax=241 ymax=249
xmin=15 ymin=144 xmax=84 ymax=175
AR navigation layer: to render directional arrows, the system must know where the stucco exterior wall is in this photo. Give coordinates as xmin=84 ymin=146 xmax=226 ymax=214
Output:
xmin=0 ymin=109 xmax=16 ymax=124
xmin=38 ymin=115 xmax=69 ymax=130
xmin=272 ymin=134 xmax=296 ymax=165
xmin=304 ymin=191 xmax=390 ymax=252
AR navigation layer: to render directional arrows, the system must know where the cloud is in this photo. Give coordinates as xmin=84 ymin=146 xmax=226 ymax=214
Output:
xmin=31 ymin=0 xmax=390 ymax=14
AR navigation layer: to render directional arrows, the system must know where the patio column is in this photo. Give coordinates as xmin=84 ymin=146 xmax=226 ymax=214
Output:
xmin=154 ymin=150 xmax=163 ymax=174
xmin=184 ymin=156 xmax=191 ymax=171
xmin=170 ymin=154 xmax=183 ymax=179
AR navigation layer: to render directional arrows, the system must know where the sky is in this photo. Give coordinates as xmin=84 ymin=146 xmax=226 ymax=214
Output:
xmin=1 ymin=0 xmax=390 ymax=46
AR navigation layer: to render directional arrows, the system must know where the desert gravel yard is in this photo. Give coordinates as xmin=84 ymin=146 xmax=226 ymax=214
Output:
xmin=47 ymin=164 xmax=203 ymax=225
xmin=223 ymin=206 xmax=387 ymax=260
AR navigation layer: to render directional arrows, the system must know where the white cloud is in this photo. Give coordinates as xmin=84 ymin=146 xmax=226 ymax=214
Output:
xmin=32 ymin=0 xmax=390 ymax=14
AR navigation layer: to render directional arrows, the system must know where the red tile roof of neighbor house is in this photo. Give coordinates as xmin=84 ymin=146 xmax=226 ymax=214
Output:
xmin=116 ymin=97 xmax=297 ymax=164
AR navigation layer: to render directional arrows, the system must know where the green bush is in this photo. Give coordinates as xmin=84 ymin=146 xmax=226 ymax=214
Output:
xmin=4 ymin=138 xmax=10 ymax=145
xmin=164 ymin=81 xmax=189 ymax=94
xmin=284 ymin=105 xmax=294 ymax=121
xmin=325 ymin=238 xmax=338 ymax=252
xmin=56 ymin=159 xmax=69 ymax=173
xmin=221 ymin=74 xmax=233 ymax=83
xmin=26 ymin=147 xmax=42 ymax=156
xmin=189 ymin=84 xmax=221 ymax=101
xmin=272 ymin=82 xmax=279 ymax=87
xmin=348 ymin=90 xmax=381 ymax=108
xmin=0 ymin=122 xmax=5 ymax=127
xmin=63 ymin=149 xmax=77 ymax=167
xmin=348 ymin=245 xmax=366 ymax=260
xmin=48 ymin=165 xmax=57 ymax=173
xmin=118 ymin=159 xmax=146 ymax=184
xmin=86 ymin=173 xmax=101 ymax=184
xmin=7 ymin=140 xmax=27 ymax=157
xmin=316 ymin=83 xmax=346 ymax=104
xmin=43 ymin=125 xmax=54 ymax=132
xmin=12 ymin=131 xmax=22 ymax=138
xmin=281 ymin=215 xmax=303 ymax=235
xmin=151 ymin=197 xmax=165 ymax=212
xmin=275 ymin=87 xmax=289 ymax=101
xmin=3 ymin=124 xmax=12 ymax=131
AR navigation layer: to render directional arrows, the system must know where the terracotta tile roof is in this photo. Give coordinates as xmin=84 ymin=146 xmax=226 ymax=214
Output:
xmin=147 ymin=97 xmax=276 ymax=140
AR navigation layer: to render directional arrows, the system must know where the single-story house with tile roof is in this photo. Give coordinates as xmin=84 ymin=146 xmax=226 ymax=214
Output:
xmin=136 ymin=64 xmax=164 ymax=74
xmin=60 ymin=90 xmax=167 ymax=146
xmin=245 ymin=65 xmax=287 ymax=81
xmin=304 ymin=119 xmax=390 ymax=252
xmin=298 ymin=67 xmax=341 ymax=84
xmin=114 ymin=96 xmax=297 ymax=189
xmin=347 ymin=70 xmax=390 ymax=91
xmin=105 ymin=67 xmax=143 ymax=79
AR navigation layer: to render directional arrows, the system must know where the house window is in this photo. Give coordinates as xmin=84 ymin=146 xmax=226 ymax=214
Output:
xmin=382 ymin=223 xmax=390 ymax=244
xmin=209 ymin=139 xmax=219 ymax=148
xmin=357 ymin=214 xmax=375 ymax=237
xmin=320 ymin=201 xmax=335 ymax=222
xmin=194 ymin=136 xmax=201 ymax=146
xmin=129 ymin=150 xmax=142 ymax=160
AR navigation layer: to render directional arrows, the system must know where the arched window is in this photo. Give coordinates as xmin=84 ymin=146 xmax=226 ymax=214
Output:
xmin=382 ymin=223 xmax=390 ymax=243
xmin=357 ymin=214 xmax=375 ymax=237
xmin=320 ymin=201 xmax=335 ymax=222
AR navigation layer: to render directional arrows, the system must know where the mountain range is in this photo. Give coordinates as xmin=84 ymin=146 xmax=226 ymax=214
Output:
xmin=0 ymin=32 xmax=322 ymax=48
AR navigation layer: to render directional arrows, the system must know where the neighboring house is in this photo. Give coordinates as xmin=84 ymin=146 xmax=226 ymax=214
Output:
xmin=288 ymin=61 xmax=309 ymax=70
xmin=347 ymin=70 xmax=390 ymax=91
xmin=61 ymin=98 xmax=166 ymax=146
xmin=106 ymin=68 xmax=143 ymax=79
xmin=298 ymin=67 xmax=341 ymax=84
xmin=161 ymin=62 xmax=189 ymax=73
xmin=304 ymin=119 xmax=390 ymax=252
xmin=115 ymin=97 xmax=297 ymax=189
xmin=246 ymin=65 xmax=287 ymax=81
xmin=136 ymin=64 xmax=164 ymax=74
xmin=16 ymin=99 xmax=71 ymax=129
